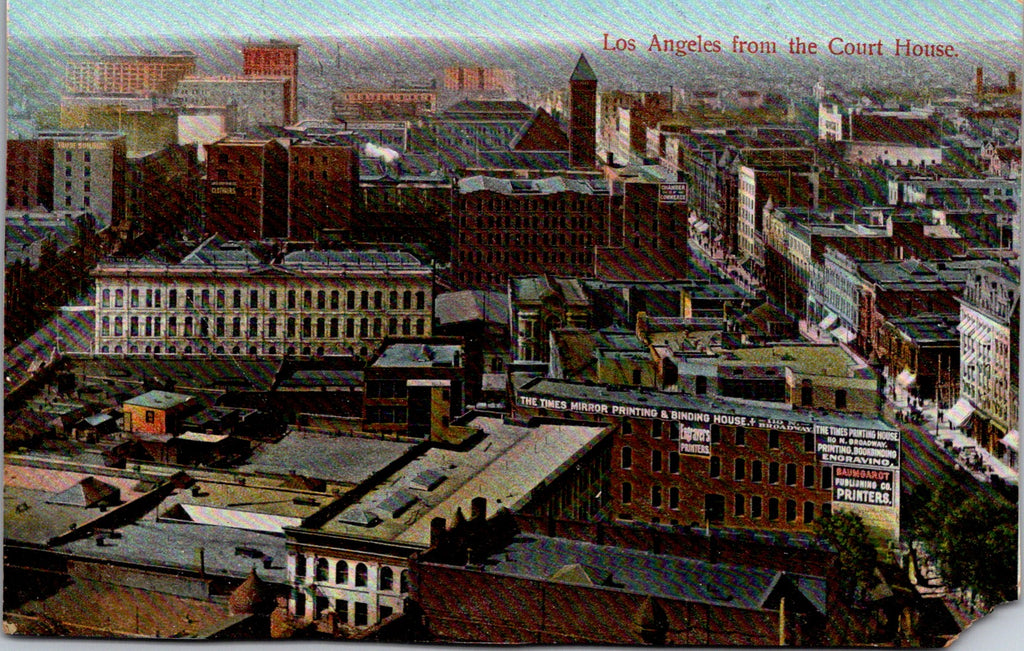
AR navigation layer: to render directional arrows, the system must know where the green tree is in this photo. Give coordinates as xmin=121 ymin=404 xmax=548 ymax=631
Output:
xmin=814 ymin=511 xmax=878 ymax=600
xmin=932 ymin=495 xmax=1018 ymax=606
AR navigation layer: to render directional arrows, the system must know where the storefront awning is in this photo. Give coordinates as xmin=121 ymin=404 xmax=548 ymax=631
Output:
xmin=831 ymin=325 xmax=856 ymax=344
xmin=819 ymin=313 xmax=838 ymax=331
xmin=694 ymin=220 xmax=710 ymax=233
xmin=1001 ymin=430 xmax=1018 ymax=452
xmin=946 ymin=397 xmax=976 ymax=429
xmin=896 ymin=370 xmax=916 ymax=388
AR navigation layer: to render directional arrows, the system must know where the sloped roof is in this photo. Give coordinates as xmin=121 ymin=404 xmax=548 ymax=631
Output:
xmin=229 ymin=567 xmax=275 ymax=615
xmin=46 ymin=476 xmax=121 ymax=507
xmin=549 ymin=562 xmax=613 ymax=586
xmin=570 ymin=53 xmax=597 ymax=82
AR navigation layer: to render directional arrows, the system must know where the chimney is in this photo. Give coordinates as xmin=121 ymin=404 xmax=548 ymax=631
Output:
xmin=429 ymin=517 xmax=447 ymax=548
xmin=1008 ymin=71 xmax=1017 ymax=92
xmin=471 ymin=497 xmax=487 ymax=522
xmin=976 ymin=67 xmax=984 ymax=96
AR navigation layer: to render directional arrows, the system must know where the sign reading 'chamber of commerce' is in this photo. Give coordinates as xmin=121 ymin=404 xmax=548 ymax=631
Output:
xmin=814 ymin=424 xmax=900 ymax=468
xmin=659 ymin=183 xmax=689 ymax=203
xmin=832 ymin=466 xmax=896 ymax=506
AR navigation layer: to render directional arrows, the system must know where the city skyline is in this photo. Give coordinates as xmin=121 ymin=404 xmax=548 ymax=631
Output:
xmin=9 ymin=0 xmax=1024 ymax=42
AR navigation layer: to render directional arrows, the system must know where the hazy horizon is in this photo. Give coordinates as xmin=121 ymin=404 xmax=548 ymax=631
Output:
xmin=10 ymin=0 xmax=1023 ymax=42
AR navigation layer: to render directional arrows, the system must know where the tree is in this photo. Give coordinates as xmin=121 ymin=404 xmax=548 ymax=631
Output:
xmin=931 ymin=495 xmax=1018 ymax=606
xmin=813 ymin=511 xmax=878 ymax=600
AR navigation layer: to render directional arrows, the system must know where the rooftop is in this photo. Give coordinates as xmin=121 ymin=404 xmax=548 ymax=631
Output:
xmin=516 ymin=377 xmax=894 ymax=433
xmin=123 ymin=390 xmax=194 ymax=411
xmin=725 ymin=344 xmax=871 ymax=378
xmin=435 ymin=290 xmax=509 ymax=326
xmin=459 ymin=175 xmax=609 ymax=196
xmin=240 ymin=430 xmax=415 ymax=484
xmin=373 ymin=343 xmax=463 ymax=368
xmin=314 ymin=415 xmax=609 ymax=546
xmin=473 ymin=533 xmax=825 ymax=613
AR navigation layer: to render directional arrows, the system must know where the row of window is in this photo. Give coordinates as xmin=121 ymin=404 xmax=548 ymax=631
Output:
xmin=98 ymin=343 xmax=359 ymax=357
xmin=100 ymin=287 xmax=427 ymax=311
xmin=624 ymin=424 xmax=819 ymax=452
xmin=458 ymin=249 xmax=593 ymax=266
xmin=619 ymin=447 xmax=832 ymax=489
xmin=100 ymin=315 xmax=427 ymax=338
xmin=296 ymin=556 xmax=409 ymax=593
xmin=295 ymin=594 xmax=383 ymax=627
xmin=621 ymin=483 xmax=831 ymax=523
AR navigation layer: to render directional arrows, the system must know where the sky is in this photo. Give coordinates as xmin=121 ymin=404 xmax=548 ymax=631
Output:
xmin=7 ymin=0 xmax=1023 ymax=43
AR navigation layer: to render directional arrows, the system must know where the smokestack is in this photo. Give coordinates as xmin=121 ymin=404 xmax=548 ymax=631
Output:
xmin=976 ymin=67 xmax=984 ymax=96
xmin=1009 ymin=71 xmax=1017 ymax=92
xmin=429 ymin=517 xmax=446 ymax=548
xmin=471 ymin=496 xmax=487 ymax=522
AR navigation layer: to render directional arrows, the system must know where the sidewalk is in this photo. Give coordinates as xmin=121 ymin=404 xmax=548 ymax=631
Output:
xmin=888 ymin=383 xmax=1018 ymax=487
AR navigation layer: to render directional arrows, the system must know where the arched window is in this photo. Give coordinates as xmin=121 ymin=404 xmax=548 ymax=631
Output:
xmin=295 ymin=554 xmax=307 ymax=577
xmin=389 ymin=291 xmax=398 ymax=309
xmin=400 ymin=570 xmax=409 ymax=593
xmin=315 ymin=558 xmax=329 ymax=581
xmin=402 ymin=291 xmax=412 ymax=309
xmin=621 ymin=446 xmax=632 ymax=469
xmin=379 ymin=566 xmax=394 ymax=591
xmin=336 ymin=560 xmax=349 ymax=584
xmin=355 ymin=563 xmax=368 ymax=587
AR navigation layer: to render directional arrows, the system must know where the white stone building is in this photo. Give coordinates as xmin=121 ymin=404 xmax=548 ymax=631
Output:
xmin=93 ymin=236 xmax=433 ymax=358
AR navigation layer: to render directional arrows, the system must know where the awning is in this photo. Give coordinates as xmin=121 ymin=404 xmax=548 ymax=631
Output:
xmin=819 ymin=313 xmax=838 ymax=331
xmin=831 ymin=325 xmax=856 ymax=344
xmin=688 ymin=214 xmax=699 ymax=224
xmin=694 ymin=220 xmax=710 ymax=233
xmin=1001 ymin=430 xmax=1019 ymax=452
xmin=896 ymin=370 xmax=916 ymax=388
xmin=946 ymin=397 xmax=976 ymax=429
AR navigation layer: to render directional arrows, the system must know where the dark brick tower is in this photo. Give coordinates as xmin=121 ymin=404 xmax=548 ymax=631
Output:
xmin=569 ymin=53 xmax=597 ymax=169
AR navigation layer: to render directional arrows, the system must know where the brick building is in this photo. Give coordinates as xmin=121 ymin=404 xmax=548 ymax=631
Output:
xmin=514 ymin=377 xmax=901 ymax=541
xmin=594 ymin=177 xmax=690 ymax=282
xmin=411 ymin=509 xmax=844 ymax=646
xmin=568 ymin=54 xmax=597 ymax=169
xmin=356 ymin=156 xmax=452 ymax=260
xmin=6 ymin=138 xmax=54 ymax=211
xmin=242 ymin=40 xmax=300 ymax=124
xmin=442 ymin=67 xmax=513 ymax=93
xmin=5 ymin=211 xmax=102 ymax=347
xmin=122 ymin=143 xmax=202 ymax=253
xmin=452 ymin=176 xmax=607 ymax=288
xmin=122 ymin=390 xmax=196 ymax=435
xmin=287 ymin=138 xmax=359 ymax=241
xmin=205 ymin=137 xmax=289 ymax=240
xmin=65 ymin=52 xmax=196 ymax=95
xmin=876 ymin=314 xmax=960 ymax=401
xmin=362 ymin=339 xmax=474 ymax=440
xmin=332 ymin=87 xmax=436 ymax=120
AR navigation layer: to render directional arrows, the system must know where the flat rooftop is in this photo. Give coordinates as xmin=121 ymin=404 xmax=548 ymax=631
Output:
xmin=240 ymin=430 xmax=415 ymax=484
xmin=316 ymin=415 xmax=609 ymax=546
xmin=725 ymin=345 xmax=871 ymax=378
xmin=158 ymin=477 xmax=337 ymax=532
xmin=57 ymin=518 xmax=289 ymax=583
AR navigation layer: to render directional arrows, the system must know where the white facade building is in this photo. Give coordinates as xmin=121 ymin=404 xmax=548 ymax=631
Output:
xmin=93 ymin=236 xmax=434 ymax=358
